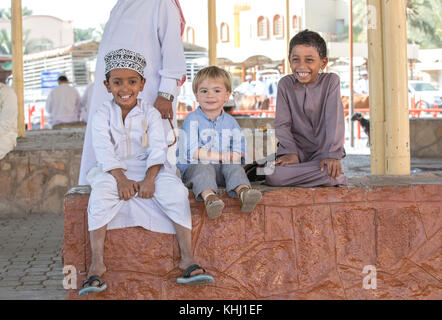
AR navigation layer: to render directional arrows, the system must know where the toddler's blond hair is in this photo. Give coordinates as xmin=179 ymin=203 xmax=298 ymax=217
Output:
xmin=192 ymin=66 xmax=232 ymax=94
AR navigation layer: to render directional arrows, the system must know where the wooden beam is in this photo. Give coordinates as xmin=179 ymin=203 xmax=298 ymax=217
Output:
xmin=11 ymin=0 xmax=25 ymax=137
xmin=349 ymin=0 xmax=355 ymax=147
xmin=367 ymin=0 xmax=386 ymax=174
xmin=382 ymin=0 xmax=410 ymax=175
xmin=285 ymin=0 xmax=290 ymax=74
xmin=208 ymin=0 xmax=217 ymax=66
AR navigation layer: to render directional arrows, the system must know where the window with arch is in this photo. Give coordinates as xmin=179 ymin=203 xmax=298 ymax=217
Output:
xmin=273 ymin=15 xmax=284 ymax=38
xmin=220 ymin=22 xmax=230 ymax=42
xmin=257 ymin=16 xmax=269 ymax=39
xmin=185 ymin=26 xmax=195 ymax=44
xmin=292 ymin=15 xmax=302 ymax=32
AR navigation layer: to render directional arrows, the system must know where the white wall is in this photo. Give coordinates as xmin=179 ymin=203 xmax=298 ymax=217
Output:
xmin=0 ymin=15 xmax=74 ymax=50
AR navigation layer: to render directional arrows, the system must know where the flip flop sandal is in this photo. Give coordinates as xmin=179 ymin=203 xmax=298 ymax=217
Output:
xmin=78 ymin=275 xmax=107 ymax=296
xmin=239 ymin=188 xmax=262 ymax=213
xmin=176 ymin=264 xmax=214 ymax=286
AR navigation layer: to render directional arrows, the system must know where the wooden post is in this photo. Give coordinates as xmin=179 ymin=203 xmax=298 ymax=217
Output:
xmin=11 ymin=0 xmax=25 ymax=137
xmin=208 ymin=0 xmax=217 ymax=66
xmin=367 ymin=0 xmax=385 ymax=174
xmin=382 ymin=0 xmax=410 ymax=175
xmin=285 ymin=0 xmax=290 ymax=74
xmin=233 ymin=2 xmax=250 ymax=49
xmin=349 ymin=0 xmax=355 ymax=147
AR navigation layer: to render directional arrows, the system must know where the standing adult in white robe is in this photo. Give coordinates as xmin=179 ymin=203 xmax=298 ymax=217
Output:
xmin=78 ymin=0 xmax=187 ymax=185
xmin=79 ymin=82 xmax=94 ymax=122
xmin=0 ymin=83 xmax=18 ymax=160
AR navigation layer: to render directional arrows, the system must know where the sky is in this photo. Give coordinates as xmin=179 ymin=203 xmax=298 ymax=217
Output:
xmin=0 ymin=0 xmax=117 ymax=29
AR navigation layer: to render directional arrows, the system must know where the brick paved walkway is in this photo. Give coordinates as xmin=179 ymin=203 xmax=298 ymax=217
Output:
xmin=0 ymin=214 xmax=65 ymax=300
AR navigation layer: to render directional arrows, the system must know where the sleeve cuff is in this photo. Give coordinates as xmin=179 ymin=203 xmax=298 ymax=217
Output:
xmin=145 ymin=148 xmax=167 ymax=171
xmin=323 ymin=150 xmax=345 ymax=160
xmin=102 ymin=163 xmax=127 ymax=173
xmin=276 ymin=144 xmax=298 ymax=158
xmin=158 ymin=78 xmax=179 ymax=96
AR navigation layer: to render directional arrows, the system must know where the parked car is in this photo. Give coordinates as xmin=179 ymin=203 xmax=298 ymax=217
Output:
xmin=408 ymin=81 xmax=442 ymax=108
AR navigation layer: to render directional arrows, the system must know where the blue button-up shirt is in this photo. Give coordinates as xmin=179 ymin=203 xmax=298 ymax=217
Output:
xmin=177 ymin=107 xmax=246 ymax=176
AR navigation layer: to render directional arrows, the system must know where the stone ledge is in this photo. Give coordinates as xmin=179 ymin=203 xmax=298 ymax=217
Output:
xmin=63 ymin=179 xmax=442 ymax=300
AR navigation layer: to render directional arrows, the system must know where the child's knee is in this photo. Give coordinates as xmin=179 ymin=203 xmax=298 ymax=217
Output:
xmin=188 ymin=164 xmax=216 ymax=179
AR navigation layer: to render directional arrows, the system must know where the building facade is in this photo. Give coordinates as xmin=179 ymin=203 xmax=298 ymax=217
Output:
xmin=180 ymin=0 xmax=349 ymax=83
xmin=0 ymin=15 xmax=74 ymax=54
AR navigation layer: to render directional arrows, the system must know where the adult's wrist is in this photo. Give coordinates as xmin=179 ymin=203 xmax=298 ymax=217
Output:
xmin=158 ymin=91 xmax=174 ymax=102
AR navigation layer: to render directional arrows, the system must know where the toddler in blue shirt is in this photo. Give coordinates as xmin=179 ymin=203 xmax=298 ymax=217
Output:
xmin=177 ymin=66 xmax=262 ymax=219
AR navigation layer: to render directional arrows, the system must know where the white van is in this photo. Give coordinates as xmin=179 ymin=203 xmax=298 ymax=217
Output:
xmin=408 ymin=81 xmax=442 ymax=108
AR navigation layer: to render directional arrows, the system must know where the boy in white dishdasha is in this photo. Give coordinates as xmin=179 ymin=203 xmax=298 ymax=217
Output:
xmin=79 ymin=49 xmax=213 ymax=296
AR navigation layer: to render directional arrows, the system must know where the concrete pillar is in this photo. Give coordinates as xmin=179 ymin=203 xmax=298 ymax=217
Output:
xmin=208 ymin=0 xmax=217 ymax=66
xmin=382 ymin=0 xmax=410 ymax=175
xmin=11 ymin=0 xmax=25 ymax=137
xmin=367 ymin=0 xmax=385 ymax=174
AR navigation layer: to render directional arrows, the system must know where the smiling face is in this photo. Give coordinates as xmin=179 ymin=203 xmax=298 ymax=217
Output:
xmin=290 ymin=44 xmax=328 ymax=84
xmin=104 ymin=68 xmax=146 ymax=110
xmin=195 ymin=77 xmax=231 ymax=115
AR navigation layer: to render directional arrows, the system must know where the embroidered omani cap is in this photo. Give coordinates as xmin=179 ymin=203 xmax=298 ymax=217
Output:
xmin=104 ymin=48 xmax=147 ymax=77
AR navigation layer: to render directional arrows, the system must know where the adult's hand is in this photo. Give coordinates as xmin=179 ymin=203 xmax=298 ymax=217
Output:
xmin=320 ymin=158 xmax=342 ymax=179
xmin=275 ymin=154 xmax=300 ymax=166
xmin=154 ymin=96 xmax=173 ymax=119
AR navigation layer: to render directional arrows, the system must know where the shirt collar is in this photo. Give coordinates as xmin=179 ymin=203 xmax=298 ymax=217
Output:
xmin=197 ymin=106 xmax=225 ymax=122
xmin=111 ymin=98 xmax=143 ymax=116
xmin=292 ymin=73 xmax=325 ymax=89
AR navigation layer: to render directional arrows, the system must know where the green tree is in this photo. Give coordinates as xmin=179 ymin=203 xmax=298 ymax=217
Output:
xmin=93 ymin=23 xmax=106 ymax=42
xmin=0 ymin=6 xmax=33 ymax=20
xmin=337 ymin=0 xmax=442 ymax=48
xmin=0 ymin=28 xmax=32 ymax=55
xmin=406 ymin=0 xmax=442 ymax=48
xmin=74 ymin=28 xmax=96 ymax=42
xmin=0 ymin=6 xmax=34 ymax=54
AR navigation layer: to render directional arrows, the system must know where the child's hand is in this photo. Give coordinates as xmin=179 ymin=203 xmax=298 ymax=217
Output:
xmin=275 ymin=154 xmax=299 ymax=166
xmin=116 ymin=177 xmax=139 ymax=201
xmin=221 ymin=152 xmax=231 ymax=163
xmin=138 ymin=179 xmax=155 ymax=199
xmin=231 ymin=152 xmax=242 ymax=164
xmin=320 ymin=158 xmax=342 ymax=179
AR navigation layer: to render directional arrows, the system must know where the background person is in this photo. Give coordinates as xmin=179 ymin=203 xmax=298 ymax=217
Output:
xmin=0 ymin=81 xmax=17 ymax=160
xmin=44 ymin=75 xmax=81 ymax=128
xmin=356 ymin=71 xmax=369 ymax=94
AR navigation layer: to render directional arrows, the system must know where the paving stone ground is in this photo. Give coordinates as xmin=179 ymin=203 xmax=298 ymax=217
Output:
xmin=0 ymin=213 xmax=65 ymax=300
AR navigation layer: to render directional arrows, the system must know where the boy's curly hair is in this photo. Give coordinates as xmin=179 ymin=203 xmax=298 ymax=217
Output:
xmin=289 ymin=29 xmax=328 ymax=59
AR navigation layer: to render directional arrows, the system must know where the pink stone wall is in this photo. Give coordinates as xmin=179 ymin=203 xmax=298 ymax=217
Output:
xmin=63 ymin=184 xmax=442 ymax=300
